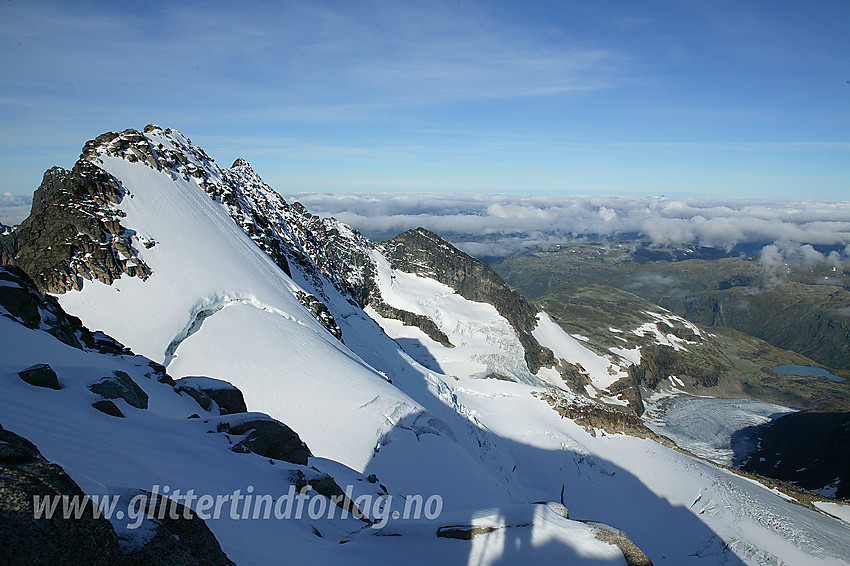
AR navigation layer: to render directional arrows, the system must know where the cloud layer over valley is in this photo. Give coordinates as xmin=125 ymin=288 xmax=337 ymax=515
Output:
xmin=4 ymin=191 xmax=848 ymax=279
xmin=286 ymin=192 xmax=850 ymax=260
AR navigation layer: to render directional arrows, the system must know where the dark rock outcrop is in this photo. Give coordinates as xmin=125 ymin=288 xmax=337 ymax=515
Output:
xmin=115 ymin=490 xmax=236 ymax=566
xmin=175 ymin=377 xmax=247 ymax=415
xmin=92 ymin=399 xmax=125 ymax=418
xmin=534 ymin=390 xmax=674 ymax=445
xmin=0 ymin=426 xmax=236 ymax=566
xmin=216 ymin=413 xmax=312 ymax=466
xmin=17 ymin=363 xmax=61 ymax=390
xmin=0 ymin=266 xmax=132 ymax=355
xmin=436 ymin=524 xmax=502 ymax=539
xmin=145 ymin=361 xmax=176 ymax=386
xmin=289 ymin=469 xmax=370 ymax=523
xmin=88 ymin=371 xmax=149 ymax=410
xmin=0 ymin=224 xmax=16 ymax=264
xmin=379 ymin=228 xmax=554 ymax=373
xmin=0 ymin=425 xmax=122 ymax=565
xmin=213 ymin=158 xmax=377 ymax=307
xmin=370 ymin=299 xmax=453 ymax=347
xmin=294 ymin=290 xmax=343 ymax=341
xmin=2 ymin=161 xmax=150 ymax=294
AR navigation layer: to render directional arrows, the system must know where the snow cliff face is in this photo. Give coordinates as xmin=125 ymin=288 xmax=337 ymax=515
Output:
xmin=3 ymin=126 xmax=850 ymax=565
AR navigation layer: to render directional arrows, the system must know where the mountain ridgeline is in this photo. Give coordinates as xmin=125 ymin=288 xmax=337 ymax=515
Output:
xmin=0 ymin=126 xmax=553 ymax=380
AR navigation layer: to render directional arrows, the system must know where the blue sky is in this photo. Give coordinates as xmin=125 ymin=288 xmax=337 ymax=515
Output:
xmin=1 ymin=0 xmax=848 ymax=199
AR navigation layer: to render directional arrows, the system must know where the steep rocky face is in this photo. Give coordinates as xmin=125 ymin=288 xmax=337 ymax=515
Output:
xmin=0 ymin=228 xmax=16 ymax=264
xmin=4 ymin=126 xmax=353 ymax=341
xmin=185 ymin=153 xmax=377 ymax=312
xmin=1 ymin=160 xmax=150 ymax=294
xmin=294 ymin=290 xmax=343 ymax=340
xmin=379 ymin=228 xmax=554 ymax=373
xmin=205 ymin=184 xmax=555 ymax=374
xmin=273 ymin=200 xmax=377 ymax=306
xmin=216 ymin=158 xmax=377 ymax=305
xmin=0 ymin=223 xmax=14 ymax=264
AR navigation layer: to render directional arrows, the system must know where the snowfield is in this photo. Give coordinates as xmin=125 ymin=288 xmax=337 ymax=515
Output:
xmin=533 ymin=312 xmax=630 ymax=392
xmin=369 ymin=249 xmax=540 ymax=384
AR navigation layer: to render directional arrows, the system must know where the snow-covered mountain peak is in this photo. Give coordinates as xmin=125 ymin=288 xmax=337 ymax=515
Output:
xmin=5 ymin=126 xmax=850 ymax=565
xmin=80 ymin=125 xmax=216 ymax=179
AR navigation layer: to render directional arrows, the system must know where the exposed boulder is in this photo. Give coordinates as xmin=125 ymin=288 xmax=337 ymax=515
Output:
xmin=17 ymin=363 xmax=61 ymax=390
xmin=0 ymin=425 xmax=122 ymax=565
xmin=88 ymin=371 xmax=148 ymax=410
xmin=0 ymin=425 xmax=236 ymax=565
xmin=289 ymin=469 xmax=370 ymax=523
xmin=144 ymin=361 xmax=176 ymax=386
xmin=175 ymin=377 xmax=247 ymax=415
xmin=114 ymin=490 xmax=236 ymax=566
xmin=91 ymin=399 xmax=125 ymax=418
xmin=216 ymin=413 xmax=312 ymax=466
xmin=580 ymin=520 xmax=654 ymax=566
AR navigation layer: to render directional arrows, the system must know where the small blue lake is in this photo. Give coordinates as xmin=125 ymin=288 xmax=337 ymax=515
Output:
xmin=773 ymin=365 xmax=845 ymax=382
